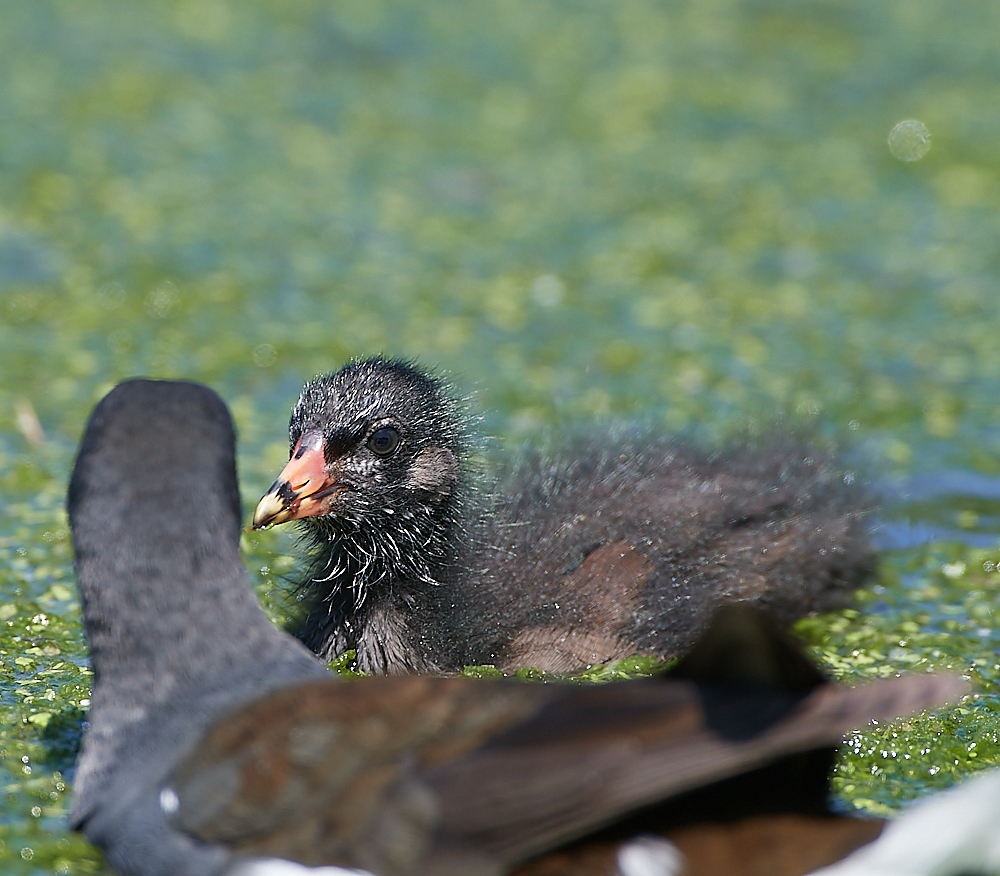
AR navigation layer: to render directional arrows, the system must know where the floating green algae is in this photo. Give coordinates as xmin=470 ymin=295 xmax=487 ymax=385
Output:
xmin=797 ymin=541 xmax=1000 ymax=815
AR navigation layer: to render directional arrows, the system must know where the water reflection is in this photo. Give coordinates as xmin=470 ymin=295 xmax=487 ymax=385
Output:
xmin=875 ymin=470 xmax=1000 ymax=551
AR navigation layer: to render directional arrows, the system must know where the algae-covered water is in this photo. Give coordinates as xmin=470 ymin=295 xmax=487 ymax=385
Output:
xmin=3 ymin=0 xmax=1000 ymax=871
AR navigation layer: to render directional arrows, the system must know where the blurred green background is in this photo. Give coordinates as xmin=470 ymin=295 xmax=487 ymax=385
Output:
xmin=3 ymin=0 xmax=1000 ymax=871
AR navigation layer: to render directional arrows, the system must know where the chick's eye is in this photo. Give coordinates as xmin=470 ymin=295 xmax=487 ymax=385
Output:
xmin=367 ymin=427 xmax=400 ymax=456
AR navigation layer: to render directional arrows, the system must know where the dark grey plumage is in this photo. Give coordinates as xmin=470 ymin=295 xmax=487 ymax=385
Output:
xmin=281 ymin=359 xmax=473 ymax=673
xmin=258 ymin=358 xmax=876 ymax=675
xmin=68 ymin=380 xmax=329 ymax=876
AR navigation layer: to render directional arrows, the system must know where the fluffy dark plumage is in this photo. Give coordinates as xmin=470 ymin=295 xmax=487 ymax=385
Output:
xmin=256 ymin=358 xmax=876 ymax=675
xmin=68 ymin=377 xmax=956 ymax=876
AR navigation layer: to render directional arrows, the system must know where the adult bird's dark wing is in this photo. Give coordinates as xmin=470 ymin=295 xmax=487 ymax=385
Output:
xmin=168 ymin=672 xmax=963 ymax=876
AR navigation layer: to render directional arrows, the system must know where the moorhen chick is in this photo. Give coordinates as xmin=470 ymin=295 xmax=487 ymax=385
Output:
xmin=253 ymin=358 xmax=875 ymax=674
xmin=68 ymin=379 xmax=960 ymax=876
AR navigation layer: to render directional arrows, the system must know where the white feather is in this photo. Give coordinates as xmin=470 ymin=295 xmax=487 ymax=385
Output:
xmin=809 ymin=768 xmax=1000 ymax=876
xmin=617 ymin=836 xmax=685 ymax=876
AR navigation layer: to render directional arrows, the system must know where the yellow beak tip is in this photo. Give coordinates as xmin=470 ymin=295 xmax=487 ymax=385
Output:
xmin=252 ymin=492 xmax=293 ymax=530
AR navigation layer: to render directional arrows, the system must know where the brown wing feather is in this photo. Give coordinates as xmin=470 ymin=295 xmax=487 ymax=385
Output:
xmin=167 ymin=672 xmax=964 ymax=875
xmin=511 ymin=815 xmax=885 ymax=876
xmin=427 ymin=673 xmax=964 ymax=864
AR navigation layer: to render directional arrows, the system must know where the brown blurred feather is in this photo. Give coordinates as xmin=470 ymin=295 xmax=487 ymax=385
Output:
xmin=168 ymin=671 xmax=963 ymax=875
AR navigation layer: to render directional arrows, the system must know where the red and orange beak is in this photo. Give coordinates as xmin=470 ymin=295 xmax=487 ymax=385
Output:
xmin=252 ymin=430 xmax=342 ymax=529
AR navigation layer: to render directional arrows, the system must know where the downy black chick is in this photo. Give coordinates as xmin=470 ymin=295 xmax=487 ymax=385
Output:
xmin=254 ymin=358 xmax=875 ymax=675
